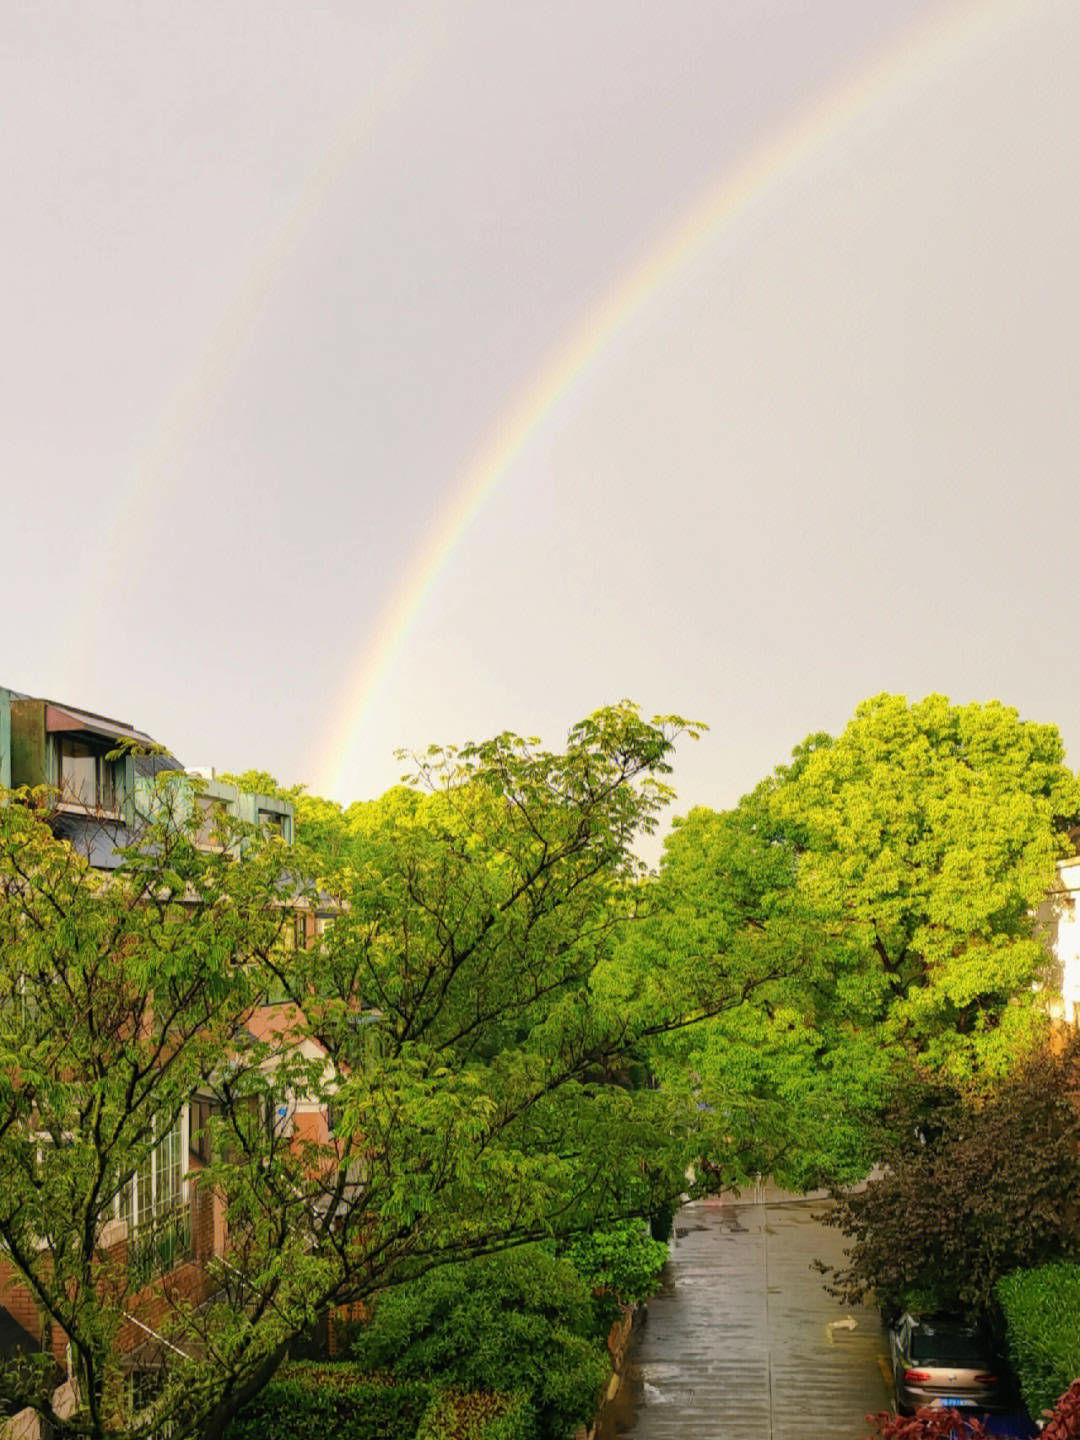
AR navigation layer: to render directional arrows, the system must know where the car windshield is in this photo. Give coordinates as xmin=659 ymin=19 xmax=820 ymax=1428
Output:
xmin=910 ymin=1327 xmax=987 ymax=1366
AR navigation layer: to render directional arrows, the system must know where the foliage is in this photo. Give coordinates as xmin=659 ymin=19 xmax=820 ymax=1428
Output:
xmin=821 ymin=1040 xmax=1080 ymax=1316
xmin=413 ymin=1389 xmax=537 ymax=1440
xmin=997 ymin=1264 xmax=1080 ymax=1422
xmin=223 ymin=1365 xmax=433 ymax=1440
xmin=0 ymin=703 xmax=731 ymax=1440
xmin=351 ymin=1247 xmax=608 ymax=1440
xmin=863 ymin=1409 xmax=992 ymax=1438
xmin=631 ymin=695 xmax=1080 ymax=1191
xmin=770 ymin=694 xmax=1079 ymax=1074
xmin=1041 ymin=1380 xmax=1080 ymax=1440
xmin=562 ymin=1220 xmax=669 ymax=1306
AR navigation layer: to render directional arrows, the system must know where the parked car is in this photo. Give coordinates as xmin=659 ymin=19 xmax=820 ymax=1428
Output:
xmin=890 ymin=1312 xmax=1009 ymax=1416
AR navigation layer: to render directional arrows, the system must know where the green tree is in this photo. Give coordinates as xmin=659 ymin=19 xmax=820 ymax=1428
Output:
xmin=771 ymin=694 xmax=1079 ymax=1071
xmin=0 ymin=704 xmax=748 ymax=1440
xmin=630 ymin=695 xmax=1080 ymax=1189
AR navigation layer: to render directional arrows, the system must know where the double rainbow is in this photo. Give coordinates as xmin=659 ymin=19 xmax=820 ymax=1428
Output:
xmin=313 ymin=0 xmax=1048 ymax=799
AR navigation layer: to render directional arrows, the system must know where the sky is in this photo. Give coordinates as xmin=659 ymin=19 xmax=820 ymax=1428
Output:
xmin=3 ymin=0 xmax=1079 ymax=857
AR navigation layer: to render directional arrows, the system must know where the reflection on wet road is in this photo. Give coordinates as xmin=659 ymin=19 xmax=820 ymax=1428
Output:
xmin=599 ymin=1197 xmax=891 ymax=1439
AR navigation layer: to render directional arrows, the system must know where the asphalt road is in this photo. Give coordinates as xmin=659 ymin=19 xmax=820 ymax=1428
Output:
xmin=598 ymin=1195 xmax=893 ymax=1440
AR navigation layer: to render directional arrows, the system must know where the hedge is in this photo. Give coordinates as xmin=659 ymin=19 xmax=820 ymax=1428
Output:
xmin=223 ymin=1363 xmax=433 ymax=1440
xmin=351 ymin=1246 xmax=609 ymax=1439
xmin=413 ymin=1389 xmax=537 ymax=1440
xmin=996 ymin=1263 xmax=1080 ymax=1421
xmin=563 ymin=1221 xmax=669 ymax=1307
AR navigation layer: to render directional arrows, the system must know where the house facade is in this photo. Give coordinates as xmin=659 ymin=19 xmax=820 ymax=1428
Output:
xmin=1035 ymin=853 xmax=1080 ymax=1027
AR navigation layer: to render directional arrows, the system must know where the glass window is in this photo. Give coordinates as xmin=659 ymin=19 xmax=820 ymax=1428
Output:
xmin=58 ymin=740 xmax=97 ymax=806
xmin=910 ymin=1326 xmax=987 ymax=1366
xmin=259 ymin=809 xmax=285 ymax=837
xmin=194 ymin=794 xmax=228 ymax=848
xmin=57 ymin=739 xmax=119 ymax=812
xmin=118 ymin=1115 xmax=187 ymax=1229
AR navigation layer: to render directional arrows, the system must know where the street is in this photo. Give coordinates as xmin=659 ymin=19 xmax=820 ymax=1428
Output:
xmin=599 ymin=1195 xmax=892 ymax=1439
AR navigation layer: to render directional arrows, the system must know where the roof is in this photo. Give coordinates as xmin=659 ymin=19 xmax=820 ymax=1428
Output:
xmin=134 ymin=750 xmax=187 ymax=778
xmin=42 ymin=700 xmax=159 ymax=748
xmin=8 ymin=691 xmax=182 ymax=768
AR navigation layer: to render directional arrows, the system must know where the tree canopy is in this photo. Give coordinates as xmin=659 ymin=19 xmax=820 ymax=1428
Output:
xmin=0 ymin=704 xmax=738 ymax=1440
xmin=3 ymin=691 xmax=1078 ymax=1435
xmin=623 ymin=694 xmax=1080 ymax=1187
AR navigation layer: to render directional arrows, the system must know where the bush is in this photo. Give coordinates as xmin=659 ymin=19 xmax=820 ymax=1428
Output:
xmin=864 ymin=1410 xmax=993 ymax=1438
xmin=352 ymin=1248 xmax=608 ymax=1440
xmin=223 ymin=1363 xmax=433 ymax=1440
xmin=997 ymin=1263 xmax=1080 ymax=1422
xmin=414 ymin=1389 xmax=537 ymax=1440
xmin=563 ymin=1221 xmax=669 ymax=1307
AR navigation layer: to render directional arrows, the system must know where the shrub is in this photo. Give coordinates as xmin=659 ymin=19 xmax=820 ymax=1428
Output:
xmin=223 ymin=1363 xmax=433 ymax=1440
xmin=1040 ymin=1379 xmax=1080 ymax=1440
xmin=563 ymin=1221 xmax=669 ymax=1307
xmin=352 ymin=1248 xmax=608 ymax=1440
xmin=997 ymin=1263 xmax=1080 ymax=1422
xmin=863 ymin=1409 xmax=992 ymax=1438
xmin=414 ymin=1389 xmax=537 ymax=1440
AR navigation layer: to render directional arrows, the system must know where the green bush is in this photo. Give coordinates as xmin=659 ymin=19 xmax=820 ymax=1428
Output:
xmin=563 ymin=1220 xmax=669 ymax=1306
xmin=352 ymin=1248 xmax=608 ymax=1440
xmin=414 ymin=1389 xmax=537 ymax=1440
xmin=223 ymin=1363 xmax=432 ymax=1440
xmin=997 ymin=1263 xmax=1080 ymax=1420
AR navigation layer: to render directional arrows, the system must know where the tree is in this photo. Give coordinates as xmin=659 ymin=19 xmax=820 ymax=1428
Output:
xmin=820 ymin=1037 xmax=1080 ymax=1316
xmin=0 ymin=704 xmax=743 ymax=1440
xmin=632 ymin=695 xmax=1080 ymax=1189
xmin=770 ymin=694 xmax=1080 ymax=1073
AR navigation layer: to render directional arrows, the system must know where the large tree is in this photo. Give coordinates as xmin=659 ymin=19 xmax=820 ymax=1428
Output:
xmin=0 ymin=704 xmax=760 ymax=1440
xmin=629 ymin=695 xmax=1080 ymax=1188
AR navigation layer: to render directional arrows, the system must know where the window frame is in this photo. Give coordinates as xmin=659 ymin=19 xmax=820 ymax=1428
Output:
xmin=55 ymin=736 xmax=122 ymax=816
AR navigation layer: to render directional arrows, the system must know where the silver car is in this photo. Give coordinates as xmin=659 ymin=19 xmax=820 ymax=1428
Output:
xmin=890 ymin=1313 xmax=1006 ymax=1416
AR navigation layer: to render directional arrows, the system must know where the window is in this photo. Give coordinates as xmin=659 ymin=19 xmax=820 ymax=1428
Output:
xmin=57 ymin=738 xmax=119 ymax=813
xmin=193 ymin=794 xmax=228 ymax=849
xmin=258 ymin=808 xmax=285 ymax=838
xmin=188 ymin=1095 xmax=221 ymax=1165
xmin=264 ymin=913 xmax=306 ymax=1005
xmin=117 ymin=1115 xmax=190 ymax=1281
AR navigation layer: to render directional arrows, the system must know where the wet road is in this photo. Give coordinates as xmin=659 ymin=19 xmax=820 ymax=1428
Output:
xmin=599 ymin=1196 xmax=891 ymax=1440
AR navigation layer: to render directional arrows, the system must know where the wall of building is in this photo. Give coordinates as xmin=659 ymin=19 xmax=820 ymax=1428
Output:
xmin=0 ymin=688 xmax=11 ymax=791
xmin=1034 ymin=855 xmax=1080 ymax=1025
xmin=8 ymin=701 xmax=47 ymax=790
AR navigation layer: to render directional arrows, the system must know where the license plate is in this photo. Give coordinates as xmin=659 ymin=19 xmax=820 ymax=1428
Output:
xmin=939 ymin=1398 xmax=977 ymax=1408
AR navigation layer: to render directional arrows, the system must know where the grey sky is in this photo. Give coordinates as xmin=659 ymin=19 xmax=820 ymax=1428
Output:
xmin=4 ymin=0 xmax=1078 ymax=849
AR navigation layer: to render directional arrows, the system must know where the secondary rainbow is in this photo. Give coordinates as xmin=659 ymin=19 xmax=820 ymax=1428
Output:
xmin=314 ymin=0 xmax=1048 ymax=800
xmin=62 ymin=0 xmax=463 ymax=680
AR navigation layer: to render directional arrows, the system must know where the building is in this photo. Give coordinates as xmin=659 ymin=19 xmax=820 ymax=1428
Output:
xmin=0 ymin=685 xmax=336 ymax=1437
xmin=1034 ymin=852 xmax=1080 ymax=1028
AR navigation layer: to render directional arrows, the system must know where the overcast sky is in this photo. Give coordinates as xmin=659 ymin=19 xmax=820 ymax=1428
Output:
xmin=4 ymin=0 xmax=1079 ymax=851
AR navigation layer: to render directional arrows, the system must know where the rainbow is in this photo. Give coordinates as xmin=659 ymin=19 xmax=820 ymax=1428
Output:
xmin=313 ymin=0 xmax=1051 ymax=800
xmin=63 ymin=0 xmax=462 ymax=679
